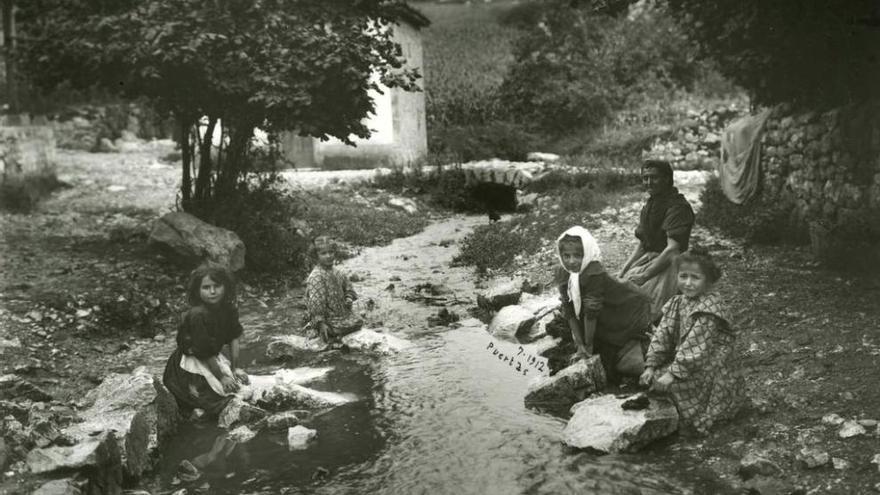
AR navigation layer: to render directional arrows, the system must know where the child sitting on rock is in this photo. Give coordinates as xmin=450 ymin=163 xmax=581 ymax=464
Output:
xmin=305 ymin=236 xmax=362 ymax=347
xmin=163 ymin=263 xmax=250 ymax=417
xmin=639 ymin=247 xmax=745 ymax=435
xmin=556 ymin=226 xmax=653 ymax=379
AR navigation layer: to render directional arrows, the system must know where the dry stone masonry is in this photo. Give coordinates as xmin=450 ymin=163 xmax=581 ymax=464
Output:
xmin=760 ymin=102 xmax=880 ymax=256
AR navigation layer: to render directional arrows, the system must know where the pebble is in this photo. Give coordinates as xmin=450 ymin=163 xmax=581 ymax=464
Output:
xmin=832 ymin=457 xmax=850 ymax=470
xmin=821 ymin=413 xmax=845 ymax=425
xmin=838 ymin=420 xmax=866 ymax=438
xmin=797 ymin=447 xmax=830 ymax=469
xmin=153 ymin=334 xmax=166 ymax=342
xmin=857 ymin=419 xmax=878 ymax=428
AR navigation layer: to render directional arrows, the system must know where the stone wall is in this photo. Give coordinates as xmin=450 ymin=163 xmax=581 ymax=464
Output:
xmin=760 ymin=101 xmax=880 ymax=256
xmin=49 ymin=103 xmax=173 ymax=151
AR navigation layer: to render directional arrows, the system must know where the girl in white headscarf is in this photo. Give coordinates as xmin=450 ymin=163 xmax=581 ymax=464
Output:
xmin=557 ymin=226 xmax=653 ymax=378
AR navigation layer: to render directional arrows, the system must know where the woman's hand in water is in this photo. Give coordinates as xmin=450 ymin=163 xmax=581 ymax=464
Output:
xmin=221 ymin=376 xmax=240 ymax=393
xmin=233 ymin=368 xmax=250 ymax=385
xmin=639 ymin=367 xmax=655 ymax=387
xmin=651 ymin=372 xmax=674 ymax=392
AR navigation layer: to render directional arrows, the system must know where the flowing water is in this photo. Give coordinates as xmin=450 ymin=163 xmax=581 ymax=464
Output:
xmin=150 ymin=210 xmax=733 ymax=495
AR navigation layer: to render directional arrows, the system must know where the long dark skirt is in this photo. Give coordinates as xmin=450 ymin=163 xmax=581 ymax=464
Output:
xmin=162 ymin=348 xmax=231 ymax=416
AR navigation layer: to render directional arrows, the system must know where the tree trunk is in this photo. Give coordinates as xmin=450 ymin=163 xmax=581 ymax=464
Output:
xmin=179 ymin=118 xmax=193 ymax=209
xmin=2 ymin=0 xmax=19 ymax=114
xmin=194 ymin=117 xmax=217 ymax=202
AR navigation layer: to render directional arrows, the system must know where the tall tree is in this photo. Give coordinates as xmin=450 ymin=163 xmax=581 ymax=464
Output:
xmin=667 ymin=0 xmax=880 ymax=107
xmin=17 ymin=0 xmax=422 ymax=208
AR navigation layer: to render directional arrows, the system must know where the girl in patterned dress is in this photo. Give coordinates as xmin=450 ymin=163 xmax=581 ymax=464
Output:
xmin=305 ymin=236 xmax=362 ymax=345
xmin=639 ymin=248 xmax=745 ymax=434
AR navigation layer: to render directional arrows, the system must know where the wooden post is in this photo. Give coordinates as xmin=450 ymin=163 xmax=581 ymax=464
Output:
xmin=2 ymin=0 xmax=18 ymax=114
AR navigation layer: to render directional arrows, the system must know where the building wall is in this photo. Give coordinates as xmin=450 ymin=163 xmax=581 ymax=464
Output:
xmin=281 ymin=22 xmax=427 ymax=169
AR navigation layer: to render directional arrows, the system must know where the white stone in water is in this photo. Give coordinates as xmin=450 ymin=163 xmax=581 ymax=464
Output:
xmin=266 ymin=335 xmax=325 ymax=358
xmin=524 ymin=356 xmax=606 ymax=407
xmin=525 ymin=335 xmax=562 ymax=357
xmin=227 ymin=425 xmax=257 ymax=444
xmin=562 ymin=394 xmax=679 ymax=453
xmin=341 ymin=329 xmax=412 ymax=354
xmin=287 ymin=425 xmax=317 ymax=450
xmin=839 ymin=420 xmax=867 ymax=438
xmin=488 ymin=305 xmax=536 ymax=342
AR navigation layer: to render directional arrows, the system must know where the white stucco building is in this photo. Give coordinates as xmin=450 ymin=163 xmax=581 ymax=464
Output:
xmin=279 ymin=6 xmax=429 ymax=169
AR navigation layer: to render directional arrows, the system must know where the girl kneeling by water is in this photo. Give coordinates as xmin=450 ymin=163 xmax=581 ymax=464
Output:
xmin=163 ymin=264 xmax=249 ymax=417
xmin=639 ymin=248 xmax=745 ymax=435
xmin=305 ymin=236 xmax=362 ymax=347
xmin=557 ymin=226 xmax=653 ymax=378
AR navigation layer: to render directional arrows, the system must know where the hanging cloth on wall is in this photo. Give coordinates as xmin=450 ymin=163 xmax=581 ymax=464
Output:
xmin=719 ymin=108 xmax=773 ymax=204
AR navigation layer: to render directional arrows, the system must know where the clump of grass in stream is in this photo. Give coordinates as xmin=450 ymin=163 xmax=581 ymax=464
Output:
xmin=454 ymin=169 xmax=642 ymax=273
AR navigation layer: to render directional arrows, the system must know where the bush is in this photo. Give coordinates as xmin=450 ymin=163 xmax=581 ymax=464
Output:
xmin=0 ymin=171 xmax=66 ymax=213
xmin=454 ymin=223 xmax=540 ymax=274
xmin=698 ymin=175 xmax=800 ymax=244
xmin=185 ymin=173 xmax=310 ymax=275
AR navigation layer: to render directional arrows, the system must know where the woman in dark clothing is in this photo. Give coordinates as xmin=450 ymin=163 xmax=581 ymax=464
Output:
xmin=163 ymin=264 xmax=249 ymax=416
xmin=619 ymin=160 xmax=695 ymax=320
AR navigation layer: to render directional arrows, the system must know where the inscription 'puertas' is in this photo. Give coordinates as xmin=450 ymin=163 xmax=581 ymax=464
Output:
xmin=486 ymin=342 xmax=546 ymax=376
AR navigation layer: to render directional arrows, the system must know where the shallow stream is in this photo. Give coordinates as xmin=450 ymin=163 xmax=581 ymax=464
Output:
xmin=149 ymin=213 xmax=732 ymax=495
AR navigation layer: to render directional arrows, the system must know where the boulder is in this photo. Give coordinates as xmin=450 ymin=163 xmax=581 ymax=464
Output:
xmin=521 ymin=312 xmax=553 ymax=344
xmin=838 ymin=420 xmax=866 ymax=438
xmin=0 ymin=375 xmax=52 ymax=402
xmin=524 ymin=356 xmax=606 ymax=407
xmin=341 ymin=329 xmax=412 ymax=354
xmin=26 ymin=430 xmax=123 ymax=493
xmin=266 ymin=335 xmax=326 ymax=358
xmin=477 ymin=278 xmax=523 ymax=310
xmin=562 ymin=394 xmax=679 ymax=453
xmin=58 ymin=367 xmax=179 ymax=480
xmin=287 ymin=426 xmax=317 ymax=450
xmin=149 ymin=212 xmax=246 ymax=271
xmin=488 ymin=305 xmax=535 ymax=342
xmin=797 ymin=447 xmax=830 ymax=469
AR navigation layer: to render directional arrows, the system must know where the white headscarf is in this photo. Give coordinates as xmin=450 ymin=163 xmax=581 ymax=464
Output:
xmin=557 ymin=226 xmax=602 ymax=318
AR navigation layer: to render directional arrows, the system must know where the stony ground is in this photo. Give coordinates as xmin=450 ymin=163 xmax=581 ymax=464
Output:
xmin=1 ymin=148 xmax=879 ymax=494
xmin=501 ymin=174 xmax=880 ymax=495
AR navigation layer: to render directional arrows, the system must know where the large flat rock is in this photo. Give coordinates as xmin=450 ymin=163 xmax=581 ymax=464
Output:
xmin=562 ymin=394 xmax=679 ymax=453
xmin=488 ymin=305 xmax=536 ymax=342
xmin=524 ymin=356 xmax=606 ymax=407
xmin=237 ymin=369 xmax=355 ymax=412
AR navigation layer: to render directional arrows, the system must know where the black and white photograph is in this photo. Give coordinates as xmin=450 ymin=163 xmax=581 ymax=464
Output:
xmin=0 ymin=0 xmax=878 ymax=493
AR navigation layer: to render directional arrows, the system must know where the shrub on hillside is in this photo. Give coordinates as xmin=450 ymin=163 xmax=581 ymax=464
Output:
xmin=499 ymin=2 xmax=702 ymax=134
xmin=453 ymin=223 xmax=540 ymax=274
